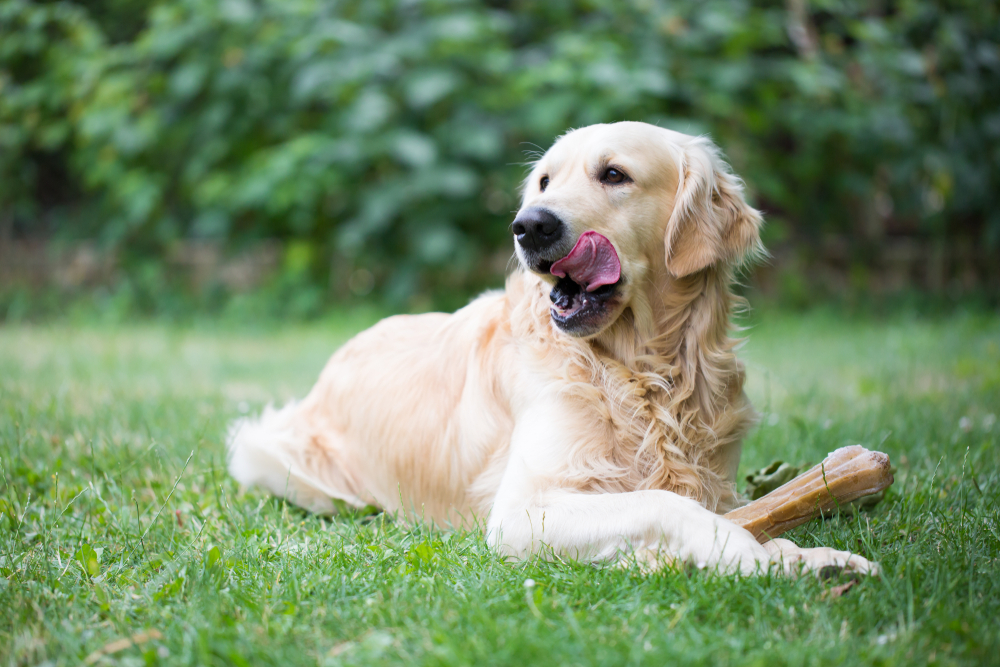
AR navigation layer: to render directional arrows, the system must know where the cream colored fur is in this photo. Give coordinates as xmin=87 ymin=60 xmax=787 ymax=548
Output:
xmin=228 ymin=122 xmax=876 ymax=576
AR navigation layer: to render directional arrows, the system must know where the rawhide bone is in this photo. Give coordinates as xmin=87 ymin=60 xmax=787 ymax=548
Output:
xmin=724 ymin=445 xmax=894 ymax=544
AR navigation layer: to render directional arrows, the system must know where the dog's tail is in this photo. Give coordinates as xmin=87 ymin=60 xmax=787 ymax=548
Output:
xmin=226 ymin=402 xmax=359 ymax=514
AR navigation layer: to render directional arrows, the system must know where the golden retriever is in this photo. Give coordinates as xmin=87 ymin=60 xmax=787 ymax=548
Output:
xmin=228 ymin=121 xmax=876 ymax=576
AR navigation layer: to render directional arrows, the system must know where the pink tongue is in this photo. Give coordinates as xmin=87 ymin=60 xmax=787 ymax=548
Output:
xmin=550 ymin=231 xmax=621 ymax=292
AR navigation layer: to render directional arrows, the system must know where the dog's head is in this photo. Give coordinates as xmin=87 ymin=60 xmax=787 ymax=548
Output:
xmin=513 ymin=121 xmax=763 ymax=338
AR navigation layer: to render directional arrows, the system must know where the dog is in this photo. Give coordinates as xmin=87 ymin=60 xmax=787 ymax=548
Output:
xmin=228 ymin=121 xmax=877 ymax=576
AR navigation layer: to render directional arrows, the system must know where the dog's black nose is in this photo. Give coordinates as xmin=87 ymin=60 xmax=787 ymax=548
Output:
xmin=512 ymin=208 xmax=564 ymax=252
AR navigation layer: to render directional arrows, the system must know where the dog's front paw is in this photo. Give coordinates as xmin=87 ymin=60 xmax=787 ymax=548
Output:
xmin=795 ymin=547 xmax=880 ymax=578
xmin=763 ymin=538 xmax=880 ymax=577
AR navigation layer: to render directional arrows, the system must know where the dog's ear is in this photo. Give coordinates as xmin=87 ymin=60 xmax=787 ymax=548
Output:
xmin=663 ymin=139 xmax=764 ymax=277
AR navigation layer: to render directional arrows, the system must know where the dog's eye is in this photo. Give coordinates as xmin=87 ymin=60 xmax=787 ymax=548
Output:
xmin=540 ymin=176 xmax=549 ymax=192
xmin=601 ymin=167 xmax=629 ymax=185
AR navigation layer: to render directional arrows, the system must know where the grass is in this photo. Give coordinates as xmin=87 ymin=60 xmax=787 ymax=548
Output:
xmin=1 ymin=306 xmax=998 ymax=666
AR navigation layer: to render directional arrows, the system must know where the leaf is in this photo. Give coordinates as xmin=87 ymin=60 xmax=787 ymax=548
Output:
xmin=82 ymin=630 xmax=164 ymax=666
xmin=0 ymin=499 xmax=15 ymax=529
xmin=154 ymin=573 xmax=185 ymax=601
xmin=75 ymin=543 xmax=101 ymax=578
xmin=391 ymin=131 xmax=438 ymax=168
xmin=821 ymin=579 xmax=858 ymax=600
xmin=205 ymin=545 xmax=222 ymax=569
xmin=404 ymin=69 xmax=459 ymax=109
xmin=744 ymin=461 xmax=807 ymax=500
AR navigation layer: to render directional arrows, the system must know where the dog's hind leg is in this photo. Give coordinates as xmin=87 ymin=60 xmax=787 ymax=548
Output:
xmin=226 ymin=402 xmax=365 ymax=514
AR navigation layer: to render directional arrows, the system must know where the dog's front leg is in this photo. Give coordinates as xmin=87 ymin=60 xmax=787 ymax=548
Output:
xmin=486 ymin=474 xmax=882 ymax=576
xmin=486 ymin=466 xmax=880 ymax=576
xmin=487 ymin=484 xmax=774 ymax=575
xmin=485 ymin=401 xmax=774 ymax=574
xmin=488 ymin=480 xmax=771 ymax=574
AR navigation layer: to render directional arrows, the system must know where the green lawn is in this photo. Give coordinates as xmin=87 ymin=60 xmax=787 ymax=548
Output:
xmin=2 ymin=308 xmax=998 ymax=666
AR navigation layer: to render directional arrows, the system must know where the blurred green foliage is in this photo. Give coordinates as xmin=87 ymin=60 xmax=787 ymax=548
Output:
xmin=1 ymin=0 xmax=998 ymax=305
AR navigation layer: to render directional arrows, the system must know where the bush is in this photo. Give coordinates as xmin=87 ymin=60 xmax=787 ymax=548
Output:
xmin=2 ymin=0 xmax=998 ymax=306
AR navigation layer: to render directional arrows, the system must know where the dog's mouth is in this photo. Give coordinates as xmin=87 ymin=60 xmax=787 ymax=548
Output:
xmin=549 ymin=276 xmax=622 ymax=328
xmin=547 ymin=231 xmax=624 ymax=336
